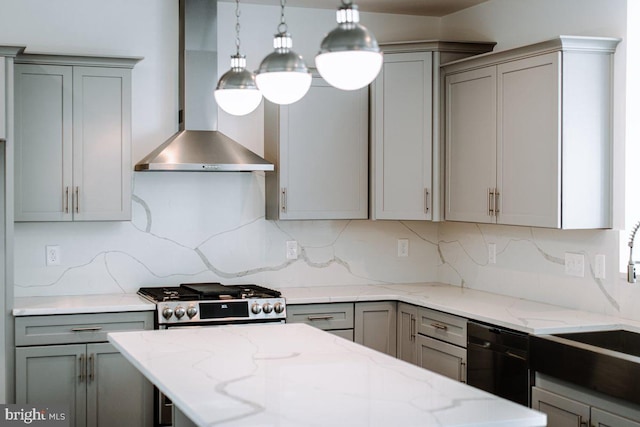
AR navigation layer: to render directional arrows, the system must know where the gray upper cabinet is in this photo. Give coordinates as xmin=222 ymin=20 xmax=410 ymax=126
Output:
xmin=14 ymin=54 xmax=140 ymax=222
xmin=265 ymin=75 xmax=368 ymax=220
xmin=370 ymin=41 xmax=495 ymax=221
xmin=444 ymin=36 xmax=620 ymax=229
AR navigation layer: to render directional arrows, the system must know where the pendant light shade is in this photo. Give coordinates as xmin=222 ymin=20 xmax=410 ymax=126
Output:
xmin=215 ymin=55 xmax=262 ymax=116
xmin=256 ymin=33 xmax=312 ymax=105
xmin=315 ymin=1 xmax=383 ymax=91
xmin=256 ymin=0 xmax=311 ymax=105
xmin=214 ymin=0 xmax=262 ymax=116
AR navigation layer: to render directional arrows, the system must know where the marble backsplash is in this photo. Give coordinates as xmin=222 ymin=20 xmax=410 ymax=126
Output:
xmin=14 ymin=172 xmax=640 ymax=322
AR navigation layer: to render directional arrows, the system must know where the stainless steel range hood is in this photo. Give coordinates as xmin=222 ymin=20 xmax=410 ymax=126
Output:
xmin=135 ymin=130 xmax=273 ymax=171
xmin=135 ymin=0 xmax=273 ymax=172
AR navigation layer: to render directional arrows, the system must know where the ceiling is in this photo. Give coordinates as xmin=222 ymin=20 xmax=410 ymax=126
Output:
xmin=225 ymin=0 xmax=490 ymax=17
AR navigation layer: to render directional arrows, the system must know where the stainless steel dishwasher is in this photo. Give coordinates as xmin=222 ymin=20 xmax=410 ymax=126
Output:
xmin=466 ymin=321 xmax=531 ymax=406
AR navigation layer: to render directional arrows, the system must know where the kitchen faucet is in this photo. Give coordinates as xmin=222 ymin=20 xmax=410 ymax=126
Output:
xmin=628 ymin=221 xmax=640 ymax=283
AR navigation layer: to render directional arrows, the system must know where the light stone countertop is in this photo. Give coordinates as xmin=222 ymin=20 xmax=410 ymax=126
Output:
xmin=12 ymin=293 xmax=155 ymax=316
xmin=13 ymin=282 xmax=640 ymax=335
xmin=108 ymin=323 xmax=547 ymax=427
xmin=278 ymin=282 xmax=640 ymax=335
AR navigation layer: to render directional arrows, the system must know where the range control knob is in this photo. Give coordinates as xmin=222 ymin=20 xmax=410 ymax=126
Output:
xmin=273 ymin=302 xmax=285 ymax=314
xmin=262 ymin=303 xmax=273 ymax=314
xmin=174 ymin=306 xmax=186 ymax=319
xmin=162 ymin=307 xmax=174 ymax=320
xmin=251 ymin=303 xmax=262 ymax=314
xmin=186 ymin=305 xmax=198 ymax=319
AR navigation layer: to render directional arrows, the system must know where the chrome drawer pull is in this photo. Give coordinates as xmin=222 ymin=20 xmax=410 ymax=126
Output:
xmin=431 ymin=322 xmax=448 ymax=331
xmin=307 ymin=315 xmax=334 ymax=321
xmin=71 ymin=326 xmax=103 ymax=332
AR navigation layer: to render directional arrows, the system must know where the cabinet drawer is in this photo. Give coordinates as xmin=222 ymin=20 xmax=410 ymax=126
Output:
xmin=286 ymin=303 xmax=354 ymax=330
xmin=417 ymin=307 xmax=467 ymax=347
xmin=15 ymin=311 xmax=154 ymax=346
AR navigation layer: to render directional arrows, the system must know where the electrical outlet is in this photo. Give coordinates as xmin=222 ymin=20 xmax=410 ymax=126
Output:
xmin=286 ymin=241 xmax=298 ymax=260
xmin=397 ymin=239 xmax=409 ymax=257
xmin=595 ymin=254 xmax=606 ymax=279
xmin=46 ymin=245 xmax=61 ymax=266
xmin=488 ymin=243 xmax=497 ymax=264
xmin=564 ymin=252 xmax=585 ymax=277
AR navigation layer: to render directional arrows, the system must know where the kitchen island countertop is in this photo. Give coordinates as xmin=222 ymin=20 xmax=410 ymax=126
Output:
xmin=109 ymin=323 xmax=546 ymax=427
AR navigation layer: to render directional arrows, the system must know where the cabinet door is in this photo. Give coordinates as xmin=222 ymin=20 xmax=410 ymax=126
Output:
xmin=372 ymin=52 xmax=433 ymax=220
xmin=14 ymin=64 xmax=73 ymax=221
xmin=86 ymin=343 xmax=152 ymax=427
xmin=417 ymin=335 xmax=466 ymax=382
xmin=72 ymin=66 xmax=132 ymax=221
xmin=591 ymin=407 xmax=640 ymax=427
xmin=497 ymin=53 xmax=561 ymax=227
xmin=16 ymin=344 xmax=87 ymax=427
xmin=276 ymin=77 xmax=368 ymax=219
xmin=531 ymin=386 xmax=590 ymax=427
xmin=396 ymin=303 xmax=418 ymax=365
xmin=444 ymin=67 xmax=496 ymax=223
xmin=354 ymin=301 xmax=397 ymax=357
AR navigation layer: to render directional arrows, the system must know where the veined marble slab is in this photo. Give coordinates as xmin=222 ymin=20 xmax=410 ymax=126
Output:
xmin=280 ymin=282 xmax=640 ymax=335
xmin=12 ymin=293 xmax=154 ymax=316
xmin=13 ymin=282 xmax=640 ymax=335
xmin=109 ymin=323 xmax=546 ymax=427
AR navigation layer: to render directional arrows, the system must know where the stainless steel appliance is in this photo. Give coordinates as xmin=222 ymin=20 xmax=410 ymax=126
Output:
xmin=466 ymin=321 xmax=531 ymax=406
xmin=137 ymin=282 xmax=286 ymax=425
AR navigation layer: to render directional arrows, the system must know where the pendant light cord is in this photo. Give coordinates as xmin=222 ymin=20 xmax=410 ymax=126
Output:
xmin=278 ymin=0 xmax=288 ymax=35
xmin=234 ymin=0 xmax=242 ymax=56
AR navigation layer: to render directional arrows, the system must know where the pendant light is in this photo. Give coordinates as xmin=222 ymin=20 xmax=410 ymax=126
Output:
xmin=256 ymin=0 xmax=311 ymax=105
xmin=315 ymin=0 xmax=383 ymax=91
xmin=215 ymin=0 xmax=262 ymax=116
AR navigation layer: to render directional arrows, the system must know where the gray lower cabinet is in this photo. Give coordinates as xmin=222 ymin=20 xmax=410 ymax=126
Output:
xmin=286 ymin=303 xmax=355 ymax=340
xmin=532 ymin=385 xmax=640 ymax=427
xmin=417 ymin=335 xmax=467 ymax=382
xmin=396 ymin=302 xmax=418 ymax=364
xmin=354 ymin=301 xmax=397 ymax=357
xmin=15 ymin=312 xmax=154 ymax=427
xmin=287 ymin=302 xmax=397 ymax=356
xmin=396 ymin=303 xmax=467 ymax=382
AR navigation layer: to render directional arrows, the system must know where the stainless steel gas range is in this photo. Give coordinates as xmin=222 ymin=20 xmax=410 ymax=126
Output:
xmin=137 ymin=282 xmax=286 ymax=425
xmin=138 ymin=282 xmax=286 ymax=329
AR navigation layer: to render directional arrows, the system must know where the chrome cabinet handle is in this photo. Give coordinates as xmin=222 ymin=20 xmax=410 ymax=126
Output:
xmin=307 ymin=315 xmax=334 ymax=321
xmin=424 ymin=189 xmax=430 ymax=213
xmin=75 ymin=186 xmax=79 ymax=213
xmin=431 ymin=322 xmax=448 ymax=331
xmin=71 ymin=326 xmax=103 ymax=332
xmin=410 ymin=315 xmax=416 ymax=341
xmin=79 ymin=354 xmax=86 ymax=382
xmin=488 ymin=188 xmax=494 ymax=216
xmin=89 ymin=354 xmax=95 ymax=382
xmin=281 ymin=188 xmax=287 ymax=213
xmin=494 ymin=189 xmax=500 ymax=215
xmin=460 ymin=361 xmax=466 ymax=383
xmin=64 ymin=187 xmax=69 ymax=214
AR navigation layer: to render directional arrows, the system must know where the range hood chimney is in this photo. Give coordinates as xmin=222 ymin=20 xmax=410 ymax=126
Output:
xmin=135 ymin=0 xmax=273 ymax=172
